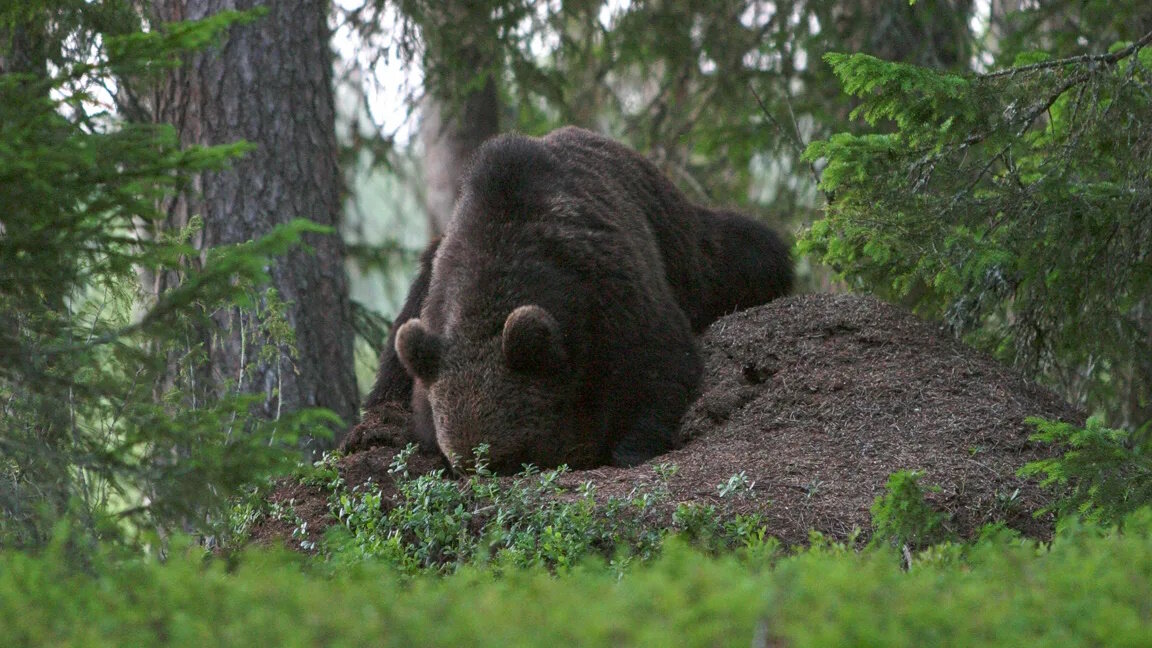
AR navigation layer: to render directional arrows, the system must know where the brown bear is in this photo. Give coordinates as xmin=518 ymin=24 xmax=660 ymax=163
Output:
xmin=361 ymin=127 xmax=791 ymax=473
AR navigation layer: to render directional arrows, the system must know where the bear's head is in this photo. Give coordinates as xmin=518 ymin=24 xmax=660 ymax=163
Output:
xmin=395 ymin=304 xmax=598 ymax=474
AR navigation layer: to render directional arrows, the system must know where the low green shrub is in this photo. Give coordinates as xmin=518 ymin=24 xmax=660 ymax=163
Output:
xmin=4 ymin=510 xmax=1152 ymax=646
xmin=870 ymin=470 xmax=951 ymax=549
xmin=311 ymin=448 xmax=769 ymax=573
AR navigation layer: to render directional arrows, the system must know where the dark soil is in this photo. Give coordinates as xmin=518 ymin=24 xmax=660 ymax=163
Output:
xmin=250 ymin=294 xmax=1081 ymax=550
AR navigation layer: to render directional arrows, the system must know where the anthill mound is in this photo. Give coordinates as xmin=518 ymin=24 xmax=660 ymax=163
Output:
xmin=251 ymin=294 xmax=1081 ymax=549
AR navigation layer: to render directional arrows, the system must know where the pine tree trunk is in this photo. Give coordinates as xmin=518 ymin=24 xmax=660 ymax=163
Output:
xmin=838 ymin=0 xmax=974 ymax=69
xmin=420 ymin=80 xmax=500 ymax=236
xmin=417 ymin=2 xmax=501 ymax=237
xmin=1 ymin=16 xmax=66 ymax=547
xmin=0 ymin=16 xmax=46 ymax=78
xmin=149 ymin=0 xmax=357 ymax=450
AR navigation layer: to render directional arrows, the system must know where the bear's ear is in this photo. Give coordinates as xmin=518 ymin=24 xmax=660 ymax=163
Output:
xmin=502 ymin=305 xmax=566 ymax=374
xmin=395 ymin=319 xmax=442 ymax=383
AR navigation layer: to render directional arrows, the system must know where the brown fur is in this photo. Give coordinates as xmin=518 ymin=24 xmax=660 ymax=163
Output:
xmin=366 ymin=127 xmax=792 ymax=473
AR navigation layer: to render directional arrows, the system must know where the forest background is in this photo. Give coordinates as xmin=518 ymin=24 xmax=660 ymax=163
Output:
xmin=2 ymin=0 xmax=1151 ymax=643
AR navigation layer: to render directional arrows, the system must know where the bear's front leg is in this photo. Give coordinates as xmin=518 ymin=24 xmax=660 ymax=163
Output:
xmin=609 ymin=325 xmax=703 ymax=467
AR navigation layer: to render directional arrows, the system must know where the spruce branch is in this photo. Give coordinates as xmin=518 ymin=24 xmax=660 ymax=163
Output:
xmin=982 ymin=30 xmax=1152 ymax=80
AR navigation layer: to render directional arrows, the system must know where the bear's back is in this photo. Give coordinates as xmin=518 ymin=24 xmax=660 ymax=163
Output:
xmin=437 ymin=128 xmax=709 ymax=326
xmin=542 ymin=128 xmax=715 ymax=319
xmin=426 ymin=129 xmax=694 ymax=341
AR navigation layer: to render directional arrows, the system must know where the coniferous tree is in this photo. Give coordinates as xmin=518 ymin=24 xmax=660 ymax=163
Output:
xmin=803 ymin=27 xmax=1152 ymax=427
xmin=147 ymin=0 xmax=358 ymax=451
xmin=414 ymin=1 xmax=502 ymax=237
xmin=1 ymin=3 xmax=333 ymax=550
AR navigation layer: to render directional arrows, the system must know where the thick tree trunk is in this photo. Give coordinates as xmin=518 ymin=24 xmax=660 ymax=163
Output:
xmin=420 ymin=78 xmax=500 ymax=236
xmin=836 ymin=0 xmax=974 ymax=69
xmin=416 ymin=2 xmax=501 ymax=237
xmin=0 ymin=16 xmax=64 ymax=548
xmin=0 ymin=17 xmax=46 ymax=78
xmin=150 ymin=0 xmax=357 ymax=450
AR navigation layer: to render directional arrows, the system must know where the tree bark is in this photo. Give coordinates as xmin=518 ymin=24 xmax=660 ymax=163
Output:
xmin=420 ymin=77 xmax=500 ymax=236
xmin=835 ymin=0 xmax=974 ymax=69
xmin=0 ymin=16 xmax=47 ymax=78
xmin=415 ymin=2 xmax=502 ymax=237
xmin=149 ymin=0 xmax=357 ymax=450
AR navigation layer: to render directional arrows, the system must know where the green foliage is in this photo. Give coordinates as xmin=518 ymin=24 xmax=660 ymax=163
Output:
xmin=1021 ymin=416 xmax=1152 ymax=526
xmin=5 ymin=510 xmax=1152 ymax=646
xmin=0 ymin=5 xmax=332 ymax=552
xmin=821 ymin=53 xmax=976 ymax=135
xmin=766 ymin=510 xmax=1152 ymax=646
xmin=338 ymin=0 xmax=983 ymax=257
xmin=870 ymin=470 xmax=951 ymax=549
xmin=802 ymin=35 xmax=1152 ymax=427
xmin=325 ymin=447 xmax=653 ymax=572
xmin=105 ymin=9 xmax=264 ymax=74
xmin=279 ymin=448 xmax=774 ymax=573
xmin=671 ymin=503 xmax=773 ymax=557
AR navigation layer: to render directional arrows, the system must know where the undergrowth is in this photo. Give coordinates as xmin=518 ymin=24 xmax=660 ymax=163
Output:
xmin=5 ymin=509 xmax=1152 ymax=647
xmin=870 ymin=470 xmax=951 ymax=550
xmin=1021 ymin=415 xmax=1152 ymax=527
xmin=259 ymin=445 xmax=776 ymax=574
xmin=238 ymin=411 xmax=1152 ymax=581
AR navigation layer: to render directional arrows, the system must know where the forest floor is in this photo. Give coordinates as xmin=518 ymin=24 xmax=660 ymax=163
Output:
xmin=251 ymin=294 xmax=1081 ymax=549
